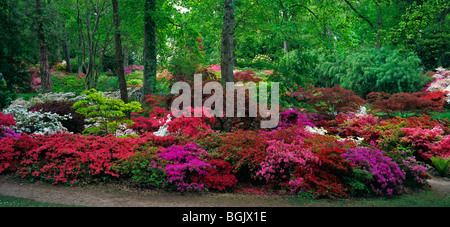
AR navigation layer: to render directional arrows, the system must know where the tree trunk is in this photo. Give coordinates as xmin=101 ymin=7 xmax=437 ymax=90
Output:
xmin=112 ymin=0 xmax=128 ymax=103
xmin=376 ymin=0 xmax=382 ymax=50
xmin=35 ymin=0 xmax=53 ymax=92
xmin=143 ymin=0 xmax=157 ymax=96
xmin=221 ymin=0 xmax=235 ymax=83
xmin=62 ymin=22 xmax=72 ymax=73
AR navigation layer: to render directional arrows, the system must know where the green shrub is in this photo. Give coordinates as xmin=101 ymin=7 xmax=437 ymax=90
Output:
xmin=112 ymin=145 xmax=167 ymax=188
xmin=430 ymin=156 xmax=450 ymax=177
xmin=72 ymin=89 xmax=142 ymax=136
xmin=268 ymin=49 xmax=318 ymax=107
xmin=52 ymin=74 xmax=85 ymax=94
xmin=0 ymin=76 xmax=16 ymax=109
xmin=314 ymin=48 xmax=430 ymax=98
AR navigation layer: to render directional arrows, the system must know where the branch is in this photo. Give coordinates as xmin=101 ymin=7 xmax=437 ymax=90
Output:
xmin=234 ymin=0 xmax=260 ymax=30
xmin=288 ymin=4 xmax=321 ymax=23
xmin=343 ymin=0 xmax=376 ymax=31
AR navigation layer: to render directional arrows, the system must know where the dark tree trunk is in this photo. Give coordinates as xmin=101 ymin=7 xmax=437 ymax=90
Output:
xmin=35 ymin=0 xmax=53 ymax=92
xmin=62 ymin=22 xmax=72 ymax=73
xmin=112 ymin=0 xmax=128 ymax=103
xmin=221 ymin=0 xmax=235 ymax=83
xmin=143 ymin=0 xmax=157 ymax=95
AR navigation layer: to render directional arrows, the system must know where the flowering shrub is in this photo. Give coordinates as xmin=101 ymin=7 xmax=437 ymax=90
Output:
xmin=191 ymin=158 xmax=238 ymax=191
xmin=0 ymin=112 xmax=16 ymax=139
xmin=343 ymin=146 xmax=406 ymax=196
xmin=30 ymin=100 xmax=85 ymax=134
xmin=216 ymin=130 xmax=269 ymax=177
xmin=52 ymin=62 xmax=67 ymax=72
xmin=387 ymin=149 xmax=430 ymax=189
xmin=124 ymin=65 xmax=144 ymax=74
xmin=0 ymin=134 xmax=37 ymax=173
xmin=168 ymin=107 xmax=216 ymax=138
xmin=17 ymin=133 xmax=138 ymax=185
xmin=3 ymin=108 xmax=71 ymax=135
xmin=257 ymin=140 xmax=318 ymax=191
xmin=335 ymin=113 xmax=380 ymax=142
xmin=400 ymin=127 xmax=444 ymax=161
xmin=158 ymin=143 xmax=211 ymax=192
xmin=252 ymin=54 xmax=272 ymax=63
xmin=296 ymin=145 xmax=354 ymax=198
xmin=278 ymin=108 xmax=315 ymax=129
xmin=430 ymin=135 xmax=450 ymax=158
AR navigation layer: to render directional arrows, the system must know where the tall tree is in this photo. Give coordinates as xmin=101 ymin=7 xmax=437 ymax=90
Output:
xmin=143 ymin=0 xmax=157 ymax=95
xmin=221 ymin=0 xmax=235 ymax=83
xmin=112 ymin=0 xmax=128 ymax=103
xmin=35 ymin=0 xmax=53 ymax=92
xmin=62 ymin=21 xmax=72 ymax=73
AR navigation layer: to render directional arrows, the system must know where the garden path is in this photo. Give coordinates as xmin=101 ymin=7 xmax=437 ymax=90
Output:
xmin=0 ymin=175 xmax=449 ymax=207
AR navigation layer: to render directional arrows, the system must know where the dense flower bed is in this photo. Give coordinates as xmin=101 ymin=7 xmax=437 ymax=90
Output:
xmin=1 ymin=68 xmax=450 ymax=199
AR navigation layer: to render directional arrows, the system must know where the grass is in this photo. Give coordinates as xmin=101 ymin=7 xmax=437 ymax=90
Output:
xmin=283 ymin=190 xmax=450 ymax=207
xmin=0 ymin=195 xmax=83 ymax=207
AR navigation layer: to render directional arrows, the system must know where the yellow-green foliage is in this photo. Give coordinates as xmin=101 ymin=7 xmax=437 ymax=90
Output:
xmin=73 ymin=89 xmax=142 ymax=136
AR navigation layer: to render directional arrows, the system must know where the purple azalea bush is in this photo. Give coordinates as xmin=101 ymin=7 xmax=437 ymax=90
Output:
xmin=343 ymin=145 xmax=407 ymax=196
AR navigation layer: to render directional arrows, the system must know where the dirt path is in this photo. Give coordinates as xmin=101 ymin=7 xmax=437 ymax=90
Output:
xmin=1 ymin=174 xmax=449 ymax=207
xmin=0 ymin=175 xmax=295 ymax=207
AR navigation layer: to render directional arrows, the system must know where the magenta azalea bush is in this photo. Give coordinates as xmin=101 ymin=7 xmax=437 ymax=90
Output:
xmin=158 ymin=142 xmax=211 ymax=192
xmin=343 ymin=145 xmax=406 ymax=196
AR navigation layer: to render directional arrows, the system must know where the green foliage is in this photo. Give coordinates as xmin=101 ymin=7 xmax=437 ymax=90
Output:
xmin=72 ymin=89 xmax=142 ymax=136
xmin=0 ymin=75 xmax=17 ymax=109
xmin=314 ymin=48 xmax=430 ymax=98
xmin=415 ymin=21 xmax=450 ymax=70
xmin=344 ymin=168 xmax=373 ymax=197
xmin=52 ymin=74 xmax=85 ymax=95
xmin=268 ymin=49 xmax=318 ymax=108
xmin=430 ymin=156 xmax=450 ymax=177
xmin=112 ymin=145 xmax=167 ymax=188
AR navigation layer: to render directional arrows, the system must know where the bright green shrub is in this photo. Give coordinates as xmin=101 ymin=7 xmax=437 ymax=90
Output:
xmin=314 ymin=48 xmax=430 ymax=98
xmin=72 ymin=89 xmax=142 ymax=136
xmin=52 ymin=74 xmax=85 ymax=94
xmin=430 ymin=156 xmax=450 ymax=177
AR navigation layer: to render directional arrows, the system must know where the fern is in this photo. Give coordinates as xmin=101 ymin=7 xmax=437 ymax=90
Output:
xmin=430 ymin=156 xmax=450 ymax=177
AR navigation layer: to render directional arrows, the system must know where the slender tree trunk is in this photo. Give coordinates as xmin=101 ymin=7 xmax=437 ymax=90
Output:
xmin=143 ymin=0 xmax=157 ymax=96
xmin=62 ymin=22 xmax=72 ymax=73
xmin=376 ymin=0 xmax=382 ymax=50
xmin=35 ymin=0 xmax=53 ymax=92
xmin=112 ymin=0 xmax=128 ymax=103
xmin=221 ymin=0 xmax=235 ymax=83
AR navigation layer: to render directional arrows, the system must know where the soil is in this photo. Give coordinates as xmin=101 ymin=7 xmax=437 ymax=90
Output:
xmin=0 ymin=174 xmax=449 ymax=207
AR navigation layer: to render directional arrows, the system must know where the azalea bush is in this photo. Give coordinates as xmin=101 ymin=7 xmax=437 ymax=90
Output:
xmin=3 ymin=108 xmax=71 ymax=135
xmin=343 ymin=146 xmax=407 ymax=196
xmin=158 ymin=142 xmax=211 ymax=192
xmin=191 ymin=158 xmax=238 ymax=191
xmin=30 ymin=100 xmax=85 ymax=134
